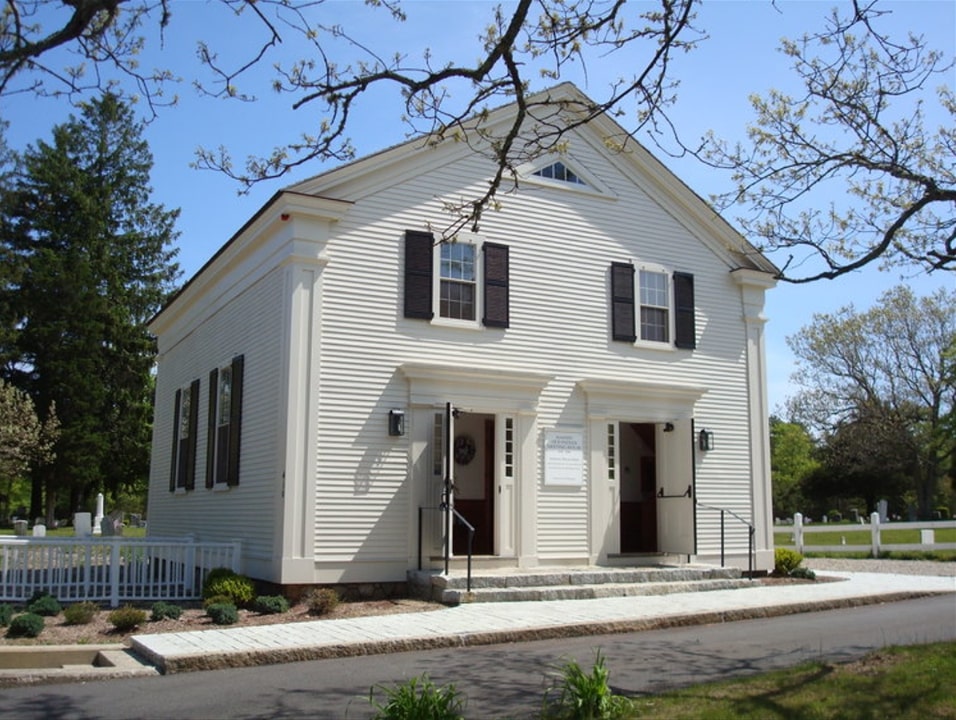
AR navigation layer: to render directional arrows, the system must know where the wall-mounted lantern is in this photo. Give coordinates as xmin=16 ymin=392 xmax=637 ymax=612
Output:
xmin=388 ymin=409 xmax=405 ymax=437
xmin=662 ymin=422 xmax=675 ymax=433
xmin=699 ymin=428 xmax=715 ymax=451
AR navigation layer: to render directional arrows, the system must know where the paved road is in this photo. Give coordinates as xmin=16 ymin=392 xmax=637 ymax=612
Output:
xmin=3 ymin=595 xmax=954 ymax=720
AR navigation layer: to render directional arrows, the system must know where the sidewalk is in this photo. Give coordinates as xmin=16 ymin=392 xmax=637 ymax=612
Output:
xmin=131 ymin=570 xmax=955 ymax=674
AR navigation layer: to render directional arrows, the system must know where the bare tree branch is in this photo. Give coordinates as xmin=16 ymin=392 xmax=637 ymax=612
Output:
xmin=688 ymin=1 xmax=955 ymax=282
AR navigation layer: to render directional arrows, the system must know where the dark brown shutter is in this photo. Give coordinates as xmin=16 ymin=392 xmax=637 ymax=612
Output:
xmin=227 ymin=354 xmax=244 ymax=486
xmin=205 ymin=367 xmax=218 ymax=489
xmin=610 ymin=262 xmax=636 ymax=342
xmin=169 ymin=388 xmax=181 ymax=493
xmin=674 ymin=271 xmax=696 ymax=349
xmin=482 ymin=242 xmax=510 ymax=328
xmin=184 ymin=379 xmax=200 ymax=491
xmin=403 ymin=230 xmax=434 ymax=319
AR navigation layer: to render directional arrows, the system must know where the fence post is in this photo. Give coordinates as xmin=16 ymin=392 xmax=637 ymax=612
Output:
xmin=230 ymin=540 xmax=242 ymax=573
xmin=110 ymin=540 xmax=121 ymax=608
xmin=793 ymin=512 xmax=804 ymax=554
xmin=870 ymin=512 xmax=881 ymax=557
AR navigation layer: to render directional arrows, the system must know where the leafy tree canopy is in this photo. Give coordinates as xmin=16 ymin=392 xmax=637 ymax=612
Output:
xmin=787 ymin=285 xmax=955 ymax=518
xmin=2 ymin=92 xmax=179 ymax=520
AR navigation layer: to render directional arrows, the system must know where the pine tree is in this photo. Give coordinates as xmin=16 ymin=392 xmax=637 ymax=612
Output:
xmin=3 ymin=94 xmax=180 ymax=521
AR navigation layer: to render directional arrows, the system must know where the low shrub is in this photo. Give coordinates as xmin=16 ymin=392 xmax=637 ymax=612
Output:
xmin=369 ymin=673 xmax=465 ymax=720
xmin=206 ymin=602 xmax=239 ymax=625
xmin=7 ymin=612 xmax=44 ymax=639
xmin=203 ymin=594 xmax=233 ymax=609
xmin=774 ymin=547 xmax=804 ymax=576
xmin=305 ymin=587 xmax=339 ymax=616
xmin=201 ymin=568 xmax=256 ymax=608
xmin=151 ymin=601 xmax=183 ymax=621
xmin=254 ymin=595 xmax=290 ymax=615
xmin=789 ymin=566 xmax=817 ymax=580
xmin=63 ymin=601 xmax=99 ymax=625
xmin=108 ymin=605 xmax=148 ymax=632
xmin=0 ymin=603 xmax=13 ymax=627
xmin=27 ymin=593 xmax=62 ymax=617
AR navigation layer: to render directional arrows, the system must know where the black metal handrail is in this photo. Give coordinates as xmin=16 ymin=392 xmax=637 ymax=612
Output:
xmin=696 ymin=501 xmax=756 ymax=579
xmin=417 ymin=505 xmax=474 ymax=593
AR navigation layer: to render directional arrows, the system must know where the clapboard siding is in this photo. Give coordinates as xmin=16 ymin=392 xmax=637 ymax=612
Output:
xmin=303 ymin=132 xmax=762 ymax=561
xmin=147 ymin=269 xmax=285 ymax=565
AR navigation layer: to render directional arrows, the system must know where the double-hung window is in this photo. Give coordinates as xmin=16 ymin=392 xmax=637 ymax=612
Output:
xmin=639 ymin=269 xmax=670 ymax=343
xmin=403 ymin=229 xmax=510 ymax=328
xmin=439 ymin=242 xmax=477 ymax=321
xmin=610 ymin=261 xmax=696 ymax=349
xmin=206 ymin=355 xmax=244 ymax=488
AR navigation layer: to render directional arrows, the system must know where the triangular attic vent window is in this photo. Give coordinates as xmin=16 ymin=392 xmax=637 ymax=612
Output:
xmin=533 ymin=161 xmax=586 ymax=186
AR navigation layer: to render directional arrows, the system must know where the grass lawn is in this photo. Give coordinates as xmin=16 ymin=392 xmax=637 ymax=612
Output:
xmin=774 ymin=526 xmax=956 ymax=550
xmin=0 ymin=525 xmax=146 ymax=538
xmin=622 ymin=642 xmax=956 ymax=719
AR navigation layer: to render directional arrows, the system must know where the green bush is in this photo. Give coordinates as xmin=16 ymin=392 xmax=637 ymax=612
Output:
xmin=27 ymin=593 xmax=61 ymax=617
xmin=151 ymin=601 xmax=183 ymax=621
xmin=828 ymin=510 xmax=842 ymax=522
xmin=7 ymin=613 xmax=45 ymax=638
xmin=108 ymin=605 xmax=148 ymax=632
xmin=0 ymin=604 xmax=13 ymax=627
xmin=305 ymin=587 xmax=339 ymax=616
xmin=203 ymin=594 xmax=233 ymax=609
xmin=369 ymin=674 xmax=465 ymax=720
xmin=789 ymin=566 xmax=817 ymax=580
xmin=63 ymin=601 xmax=99 ymax=625
xmin=206 ymin=602 xmax=239 ymax=625
xmin=254 ymin=595 xmax=290 ymax=615
xmin=774 ymin=547 xmax=804 ymax=576
xmin=542 ymin=651 xmax=630 ymax=720
xmin=201 ymin=568 xmax=256 ymax=608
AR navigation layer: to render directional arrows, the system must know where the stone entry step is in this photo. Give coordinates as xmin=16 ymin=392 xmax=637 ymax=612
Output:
xmin=409 ymin=565 xmax=747 ymax=605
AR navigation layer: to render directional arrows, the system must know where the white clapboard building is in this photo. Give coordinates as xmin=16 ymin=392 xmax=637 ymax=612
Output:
xmin=146 ymin=84 xmax=779 ymax=588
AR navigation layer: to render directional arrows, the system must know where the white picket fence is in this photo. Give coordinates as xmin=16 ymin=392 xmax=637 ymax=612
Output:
xmin=776 ymin=512 xmax=956 ymax=556
xmin=0 ymin=536 xmax=241 ymax=607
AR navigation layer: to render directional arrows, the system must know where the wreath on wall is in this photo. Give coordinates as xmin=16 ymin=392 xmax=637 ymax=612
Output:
xmin=454 ymin=434 xmax=476 ymax=465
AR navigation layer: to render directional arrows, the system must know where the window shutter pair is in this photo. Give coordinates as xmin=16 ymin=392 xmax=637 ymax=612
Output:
xmin=609 ymin=263 xmax=696 ymax=349
xmin=403 ymin=230 xmax=510 ymax=328
xmin=169 ymin=379 xmax=200 ymax=492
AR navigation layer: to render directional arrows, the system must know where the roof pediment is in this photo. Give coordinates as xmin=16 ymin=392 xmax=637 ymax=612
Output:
xmin=286 ymin=82 xmax=777 ymax=276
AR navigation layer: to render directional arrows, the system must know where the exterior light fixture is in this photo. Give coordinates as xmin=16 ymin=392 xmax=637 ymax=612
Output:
xmin=699 ymin=428 xmax=715 ymax=451
xmin=388 ymin=409 xmax=405 ymax=437
xmin=663 ymin=422 xmax=675 ymax=432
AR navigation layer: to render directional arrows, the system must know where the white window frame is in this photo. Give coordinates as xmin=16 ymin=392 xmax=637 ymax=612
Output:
xmin=518 ymin=153 xmax=613 ymax=198
xmin=636 ymin=263 xmax=675 ymax=348
xmin=432 ymin=231 xmax=484 ymax=329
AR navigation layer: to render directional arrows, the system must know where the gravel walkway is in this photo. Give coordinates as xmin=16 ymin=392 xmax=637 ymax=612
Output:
xmin=805 ymin=557 xmax=956 ymax=577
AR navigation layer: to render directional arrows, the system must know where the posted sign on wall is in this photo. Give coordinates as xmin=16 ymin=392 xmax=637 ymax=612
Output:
xmin=544 ymin=429 xmax=584 ymax=486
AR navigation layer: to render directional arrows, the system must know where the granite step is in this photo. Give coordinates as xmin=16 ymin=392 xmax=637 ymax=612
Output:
xmin=409 ymin=565 xmax=746 ymax=604
xmin=440 ymin=577 xmax=754 ymax=604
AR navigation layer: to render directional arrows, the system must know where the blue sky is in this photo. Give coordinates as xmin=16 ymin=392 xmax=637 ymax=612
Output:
xmin=4 ymin=0 xmax=954 ymax=412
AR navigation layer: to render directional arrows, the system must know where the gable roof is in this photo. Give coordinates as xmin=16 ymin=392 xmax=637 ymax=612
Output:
xmin=287 ymin=82 xmax=778 ymax=276
xmin=152 ymin=83 xmax=778 ymax=331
